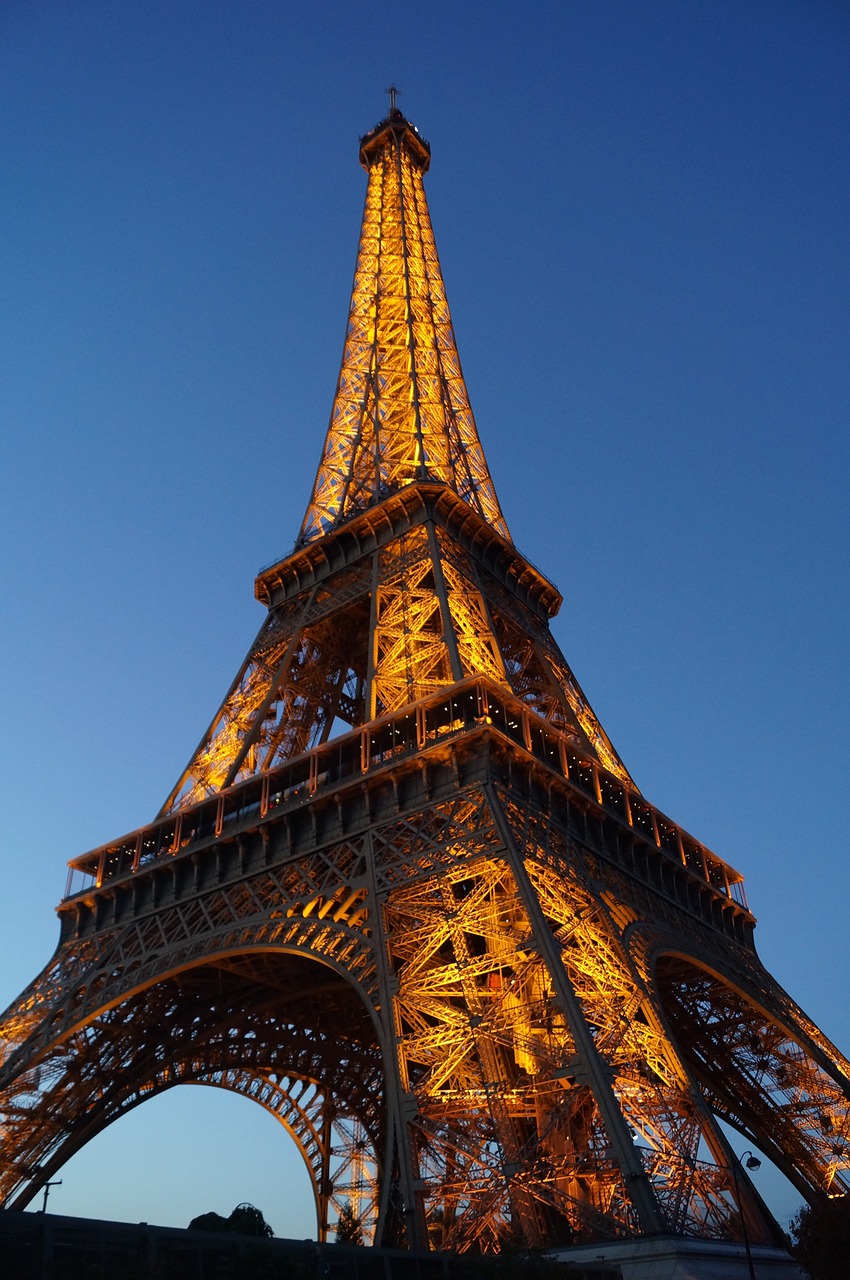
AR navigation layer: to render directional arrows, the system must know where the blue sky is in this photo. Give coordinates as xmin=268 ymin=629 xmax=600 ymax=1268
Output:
xmin=1 ymin=0 xmax=848 ymax=1238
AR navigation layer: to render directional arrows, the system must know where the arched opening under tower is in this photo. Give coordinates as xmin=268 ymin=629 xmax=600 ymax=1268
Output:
xmin=8 ymin=949 xmax=386 ymax=1244
xmin=653 ymin=952 xmax=850 ymax=1211
xmin=40 ymin=1083 xmax=316 ymax=1234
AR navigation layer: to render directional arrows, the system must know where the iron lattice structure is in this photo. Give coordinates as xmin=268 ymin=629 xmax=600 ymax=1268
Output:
xmin=1 ymin=105 xmax=849 ymax=1254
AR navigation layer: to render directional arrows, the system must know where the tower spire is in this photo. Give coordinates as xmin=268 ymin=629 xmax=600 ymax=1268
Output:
xmin=298 ymin=102 xmax=509 ymax=546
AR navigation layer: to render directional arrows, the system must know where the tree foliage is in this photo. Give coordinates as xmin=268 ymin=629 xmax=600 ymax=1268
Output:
xmin=188 ymin=1210 xmax=229 ymax=1233
xmin=229 ymin=1203 xmax=275 ymax=1237
xmin=334 ymin=1201 xmax=364 ymax=1245
xmin=790 ymin=1195 xmax=850 ymax=1280
xmin=188 ymin=1203 xmax=274 ymax=1238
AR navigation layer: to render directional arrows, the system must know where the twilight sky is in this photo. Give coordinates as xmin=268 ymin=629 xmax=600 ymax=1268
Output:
xmin=1 ymin=0 xmax=848 ymax=1238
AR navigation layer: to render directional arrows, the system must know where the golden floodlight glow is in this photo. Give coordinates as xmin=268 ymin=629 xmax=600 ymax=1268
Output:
xmin=299 ymin=110 xmax=509 ymax=546
xmin=1 ymin=103 xmax=848 ymax=1259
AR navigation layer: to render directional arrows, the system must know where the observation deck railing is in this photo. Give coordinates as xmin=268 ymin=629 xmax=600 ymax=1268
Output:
xmin=64 ymin=677 xmax=747 ymax=911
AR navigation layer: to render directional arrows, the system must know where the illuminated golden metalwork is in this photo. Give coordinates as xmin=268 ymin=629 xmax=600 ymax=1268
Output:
xmin=299 ymin=109 xmax=508 ymax=546
xmin=1 ymin=104 xmax=848 ymax=1262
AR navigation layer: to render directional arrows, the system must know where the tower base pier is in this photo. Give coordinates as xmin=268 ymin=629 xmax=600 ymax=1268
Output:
xmin=551 ymin=1237 xmax=805 ymax=1280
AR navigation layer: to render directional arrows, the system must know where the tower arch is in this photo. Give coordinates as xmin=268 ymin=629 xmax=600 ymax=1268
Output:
xmin=652 ymin=949 xmax=850 ymax=1204
xmin=1 ymin=943 xmax=388 ymax=1241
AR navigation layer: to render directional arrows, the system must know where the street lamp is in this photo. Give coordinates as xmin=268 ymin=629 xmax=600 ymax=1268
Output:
xmin=729 ymin=1150 xmax=761 ymax=1280
xmin=40 ymin=1179 xmax=62 ymax=1213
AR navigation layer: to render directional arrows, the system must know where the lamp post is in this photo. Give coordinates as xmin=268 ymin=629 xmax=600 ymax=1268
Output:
xmin=729 ymin=1150 xmax=761 ymax=1280
xmin=40 ymin=1179 xmax=62 ymax=1213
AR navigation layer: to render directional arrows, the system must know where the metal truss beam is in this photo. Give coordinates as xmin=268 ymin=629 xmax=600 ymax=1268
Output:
xmin=1 ymin=106 xmax=846 ymax=1262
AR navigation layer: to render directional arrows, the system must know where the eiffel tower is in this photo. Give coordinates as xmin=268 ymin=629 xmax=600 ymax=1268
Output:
xmin=1 ymin=99 xmax=848 ymax=1269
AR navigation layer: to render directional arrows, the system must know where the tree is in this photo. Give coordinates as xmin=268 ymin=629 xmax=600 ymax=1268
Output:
xmin=188 ymin=1210 xmax=230 ymax=1233
xmin=790 ymin=1195 xmax=850 ymax=1280
xmin=334 ymin=1201 xmax=364 ymax=1245
xmin=188 ymin=1203 xmax=274 ymax=1238
xmin=228 ymin=1202 xmax=275 ymax=1237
